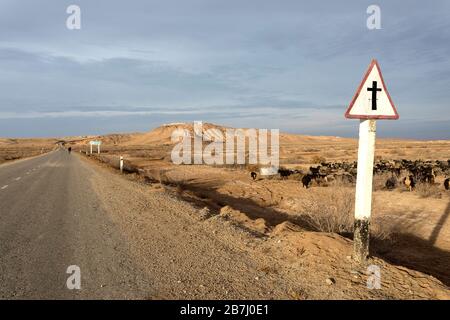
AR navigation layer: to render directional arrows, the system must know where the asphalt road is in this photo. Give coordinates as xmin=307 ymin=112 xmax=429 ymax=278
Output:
xmin=0 ymin=149 xmax=292 ymax=299
xmin=0 ymin=150 xmax=155 ymax=299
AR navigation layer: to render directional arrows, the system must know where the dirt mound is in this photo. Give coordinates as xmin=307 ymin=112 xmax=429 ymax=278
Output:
xmin=271 ymin=221 xmax=305 ymax=236
xmin=263 ymin=227 xmax=450 ymax=299
xmin=219 ymin=205 xmax=268 ymax=234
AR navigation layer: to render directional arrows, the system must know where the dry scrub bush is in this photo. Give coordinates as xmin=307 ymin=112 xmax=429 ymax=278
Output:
xmin=298 ymin=187 xmax=354 ymax=234
xmin=328 ymin=175 xmax=354 ymax=187
xmin=298 ymin=184 xmax=393 ymax=240
xmin=370 ymin=216 xmax=397 ymax=241
xmin=415 ymin=183 xmax=442 ymax=199
xmin=145 ymin=168 xmax=171 ymax=185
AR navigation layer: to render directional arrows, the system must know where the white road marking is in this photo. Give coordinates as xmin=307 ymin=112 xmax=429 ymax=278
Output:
xmin=1 ymin=185 xmax=8 ymax=190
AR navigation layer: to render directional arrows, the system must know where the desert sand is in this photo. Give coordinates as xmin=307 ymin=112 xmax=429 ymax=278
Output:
xmin=2 ymin=123 xmax=449 ymax=298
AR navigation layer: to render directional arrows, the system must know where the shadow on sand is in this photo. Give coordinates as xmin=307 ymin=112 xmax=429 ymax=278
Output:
xmin=429 ymin=201 xmax=450 ymax=246
xmin=163 ymin=175 xmax=450 ymax=287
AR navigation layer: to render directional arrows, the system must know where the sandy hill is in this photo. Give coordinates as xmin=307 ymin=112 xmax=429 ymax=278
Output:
xmin=124 ymin=122 xmax=231 ymax=145
xmin=69 ymin=133 xmax=141 ymax=147
xmin=89 ymin=133 xmax=139 ymax=145
xmin=67 ymin=122 xmax=448 ymax=161
xmin=0 ymin=138 xmax=58 ymax=146
xmin=121 ymin=122 xmax=357 ymax=147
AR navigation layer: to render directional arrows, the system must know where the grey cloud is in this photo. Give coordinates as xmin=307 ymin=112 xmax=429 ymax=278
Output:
xmin=0 ymin=0 xmax=449 ymax=138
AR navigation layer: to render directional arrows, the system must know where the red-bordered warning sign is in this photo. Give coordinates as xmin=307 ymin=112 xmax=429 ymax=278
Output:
xmin=345 ymin=59 xmax=399 ymax=120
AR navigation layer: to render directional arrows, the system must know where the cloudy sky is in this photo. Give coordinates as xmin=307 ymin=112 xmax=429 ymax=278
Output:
xmin=0 ymin=0 xmax=449 ymax=138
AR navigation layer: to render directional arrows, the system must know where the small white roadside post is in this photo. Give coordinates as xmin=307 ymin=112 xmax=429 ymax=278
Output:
xmin=345 ymin=59 xmax=399 ymax=263
xmin=120 ymin=156 xmax=124 ymax=173
xmin=90 ymin=144 xmax=93 ymax=155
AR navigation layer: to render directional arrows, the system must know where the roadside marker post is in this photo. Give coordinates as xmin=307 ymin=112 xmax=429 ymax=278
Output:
xmin=120 ymin=156 xmax=124 ymax=173
xmin=345 ymin=59 xmax=399 ymax=263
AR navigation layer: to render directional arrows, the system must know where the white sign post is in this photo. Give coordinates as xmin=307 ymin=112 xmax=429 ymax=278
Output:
xmin=89 ymin=141 xmax=102 ymax=155
xmin=120 ymin=156 xmax=124 ymax=173
xmin=345 ymin=59 xmax=399 ymax=263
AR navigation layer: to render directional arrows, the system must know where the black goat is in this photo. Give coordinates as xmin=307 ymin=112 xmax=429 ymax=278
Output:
xmin=302 ymin=174 xmax=313 ymax=188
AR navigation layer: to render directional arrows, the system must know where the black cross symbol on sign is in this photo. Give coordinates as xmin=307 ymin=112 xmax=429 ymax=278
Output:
xmin=367 ymin=81 xmax=382 ymax=111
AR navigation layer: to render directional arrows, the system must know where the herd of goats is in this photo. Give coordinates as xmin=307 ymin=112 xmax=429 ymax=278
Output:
xmin=252 ymin=159 xmax=450 ymax=191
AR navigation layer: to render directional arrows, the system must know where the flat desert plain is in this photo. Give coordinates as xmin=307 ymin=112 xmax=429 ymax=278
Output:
xmin=2 ymin=123 xmax=449 ymax=299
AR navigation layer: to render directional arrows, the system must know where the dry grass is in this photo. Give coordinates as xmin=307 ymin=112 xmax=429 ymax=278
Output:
xmin=415 ymin=183 xmax=442 ymax=199
xmin=297 ymin=183 xmax=394 ymax=240
xmin=0 ymin=146 xmax=55 ymax=164
xmin=311 ymin=155 xmax=326 ymax=164
xmin=246 ymin=164 xmax=261 ymax=172
xmin=373 ymin=172 xmax=396 ymax=191
xmin=370 ymin=216 xmax=397 ymax=241
xmin=327 ymin=175 xmax=354 ymax=187
xmin=298 ymin=186 xmax=354 ymax=234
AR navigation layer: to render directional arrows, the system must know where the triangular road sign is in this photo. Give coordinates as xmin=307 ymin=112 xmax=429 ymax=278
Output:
xmin=345 ymin=59 xmax=399 ymax=120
